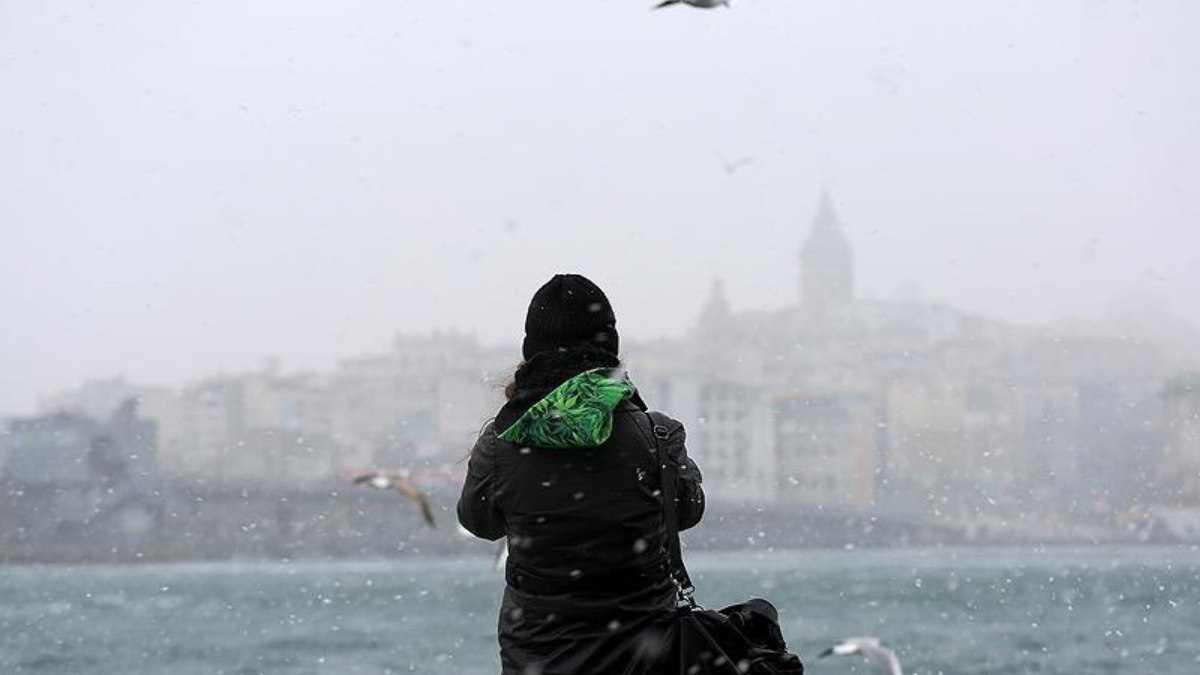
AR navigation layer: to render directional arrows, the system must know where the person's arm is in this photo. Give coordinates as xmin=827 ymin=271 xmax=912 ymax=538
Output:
xmin=666 ymin=422 xmax=705 ymax=531
xmin=456 ymin=423 xmax=507 ymax=541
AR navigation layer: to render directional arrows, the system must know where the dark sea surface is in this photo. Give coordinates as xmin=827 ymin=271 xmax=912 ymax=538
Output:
xmin=3 ymin=545 xmax=1199 ymax=675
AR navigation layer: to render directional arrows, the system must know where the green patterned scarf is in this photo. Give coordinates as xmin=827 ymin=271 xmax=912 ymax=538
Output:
xmin=497 ymin=368 xmax=635 ymax=448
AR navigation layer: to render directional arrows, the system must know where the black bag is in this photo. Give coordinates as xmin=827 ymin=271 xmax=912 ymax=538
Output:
xmin=647 ymin=413 xmax=804 ymax=675
xmin=672 ymin=601 xmax=804 ymax=674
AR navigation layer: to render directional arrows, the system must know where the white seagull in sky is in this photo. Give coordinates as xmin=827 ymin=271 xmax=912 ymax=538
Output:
xmin=819 ymin=637 xmax=904 ymax=675
xmin=654 ymin=0 xmax=731 ymax=9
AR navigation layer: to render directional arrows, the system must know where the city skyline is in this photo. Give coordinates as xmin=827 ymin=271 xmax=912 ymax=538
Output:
xmin=11 ymin=187 xmax=1198 ymax=417
xmin=6 ymin=192 xmax=1197 ymax=562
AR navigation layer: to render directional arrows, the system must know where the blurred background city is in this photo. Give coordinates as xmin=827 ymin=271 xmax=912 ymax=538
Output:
xmin=2 ymin=1 xmax=1198 ymax=564
xmin=3 ymin=189 xmax=1197 ymax=562
xmin=6 ymin=4 xmax=1200 ymax=673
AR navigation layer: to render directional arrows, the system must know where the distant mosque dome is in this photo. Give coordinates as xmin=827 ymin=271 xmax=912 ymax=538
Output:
xmin=799 ymin=190 xmax=855 ymax=310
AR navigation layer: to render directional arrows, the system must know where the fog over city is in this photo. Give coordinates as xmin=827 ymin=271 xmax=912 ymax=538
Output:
xmin=4 ymin=4 xmax=1200 ymax=675
xmin=2 ymin=0 xmax=1197 ymax=415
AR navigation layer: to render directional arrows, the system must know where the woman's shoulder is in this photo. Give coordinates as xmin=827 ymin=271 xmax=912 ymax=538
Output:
xmin=638 ymin=407 xmax=685 ymax=428
xmin=471 ymin=419 xmax=500 ymax=454
xmin=614 ymin=403 xmax=687 ymax=440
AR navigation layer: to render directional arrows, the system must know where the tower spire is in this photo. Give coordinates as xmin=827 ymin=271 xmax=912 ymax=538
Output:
xmin=698 ymin=277 xmax=731 ymax=329
xmin=799 ymin=190 xmax=855 ymax=310
xmin=814 ymin=188 xmax=838 ymax=230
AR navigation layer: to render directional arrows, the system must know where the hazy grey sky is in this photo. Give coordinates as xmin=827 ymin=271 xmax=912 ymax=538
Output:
xmin=2 ymin=0 xmax=1197 ymax=414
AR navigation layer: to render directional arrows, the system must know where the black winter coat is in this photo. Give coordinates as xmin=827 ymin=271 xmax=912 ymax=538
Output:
xmin=458 ymin=395 xmax=704 ymax=675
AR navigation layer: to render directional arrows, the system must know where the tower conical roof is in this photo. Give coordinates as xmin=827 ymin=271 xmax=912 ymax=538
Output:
xmin=800 ymin=190 xmax=855 ymax=308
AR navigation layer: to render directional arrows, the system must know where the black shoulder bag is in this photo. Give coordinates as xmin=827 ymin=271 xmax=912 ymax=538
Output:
xmin=647 ymin=411 xmax=805 ymax=675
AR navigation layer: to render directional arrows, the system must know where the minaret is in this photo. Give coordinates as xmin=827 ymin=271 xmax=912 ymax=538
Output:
xmin=697 ymin=278 xmax=732 ymax=332
xmin=695 ymin=277 xmax=736 ymax=375
xmin=799 ymin=190 xmax=855 ymax=310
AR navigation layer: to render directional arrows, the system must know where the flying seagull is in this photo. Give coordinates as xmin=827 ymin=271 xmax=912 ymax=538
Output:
xmin=819 ymin=637 xmax=903 ymax=675
xmin=654 ymin=0 xmax=730 ymax=9
xmin=353 ymin=470 xmax=437 ymax=528
xmin=715 ymin=152 xmax=754 ymax=174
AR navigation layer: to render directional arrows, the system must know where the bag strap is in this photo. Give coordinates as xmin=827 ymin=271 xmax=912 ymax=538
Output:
xmin=646 ymin=411 xmax=696 ymax=608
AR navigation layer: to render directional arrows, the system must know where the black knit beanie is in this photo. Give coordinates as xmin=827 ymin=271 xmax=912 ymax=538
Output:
xmin=522 ymin=274 xmax=619 ymax=360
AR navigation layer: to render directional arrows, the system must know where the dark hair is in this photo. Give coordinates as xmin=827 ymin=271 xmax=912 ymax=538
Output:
xmin=503 ymin=366 xmax=524 ymax=401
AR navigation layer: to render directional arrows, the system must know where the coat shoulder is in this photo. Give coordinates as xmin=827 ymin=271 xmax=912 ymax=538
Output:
xmin=642 ymin=410 xmax=687 ymax=439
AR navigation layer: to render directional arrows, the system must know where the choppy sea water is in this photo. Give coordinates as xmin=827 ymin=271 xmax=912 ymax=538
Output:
xmin=2 ymin=546 xmax=1199 ymax=675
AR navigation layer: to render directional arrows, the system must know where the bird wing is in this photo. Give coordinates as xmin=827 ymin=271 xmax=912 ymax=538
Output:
xmin=654 ymin=0 xmax=682 ymax=7
xmin=390 ymin=476 xmax=437 ymax=528
xmin=714 ymin=152 xmax=754 ymax=173
xmin=883 ymin=650 xmax=904 ymax=675
xmin=351 ymin=472 xmax=376 ymax=485
xmin=862 ymin=645 xmax=903 ymax=675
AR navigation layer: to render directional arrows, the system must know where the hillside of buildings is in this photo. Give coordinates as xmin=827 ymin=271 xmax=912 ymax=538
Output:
xmin=4 ymin=193 xmax=1199 ymax=562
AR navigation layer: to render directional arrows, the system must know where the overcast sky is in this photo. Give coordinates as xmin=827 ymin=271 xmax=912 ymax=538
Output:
xmin=2 ymin=0 xmax=1197 ymax=414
